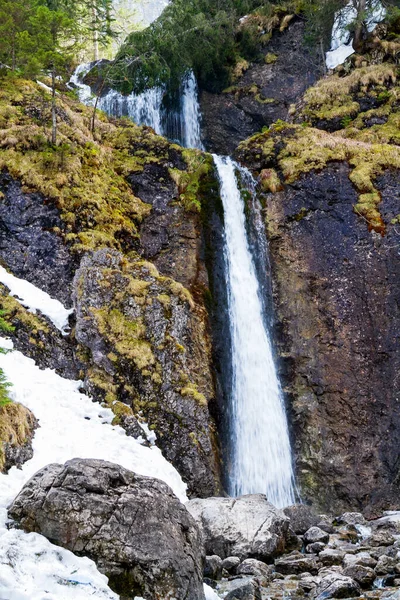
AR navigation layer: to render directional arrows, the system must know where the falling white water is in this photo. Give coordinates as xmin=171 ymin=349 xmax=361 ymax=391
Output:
xmin=213 ymin=155 xmax=295 ymax=508
xmin=69 ymin=62 xmax=96 ymax=105
xmin=70 ymin=62 xmax=203 ymax=148
xmin=326 ymin=0 xmax=386 ymax=69
xmin=182 ymin=71 xmax=204 ymax=150
xmin=98 ymin=86 xmax=164 ymax=133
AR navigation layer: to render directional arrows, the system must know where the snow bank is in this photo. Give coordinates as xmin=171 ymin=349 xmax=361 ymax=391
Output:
xmin=0 ymin=339 xmax=187 ymax=598
xmin=0 ymin=266 xmax=73 ymax=333
xmin=326 ymin=0 xmax=386 ymax=70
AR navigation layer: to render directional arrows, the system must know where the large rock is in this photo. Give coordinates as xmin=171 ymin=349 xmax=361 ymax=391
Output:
xmin=8 ymin=458 xmax=205 ymax=600
xmin=186 ymin=494 xmax=290 ymax=561
xmin=73 ymin=248 xmax=220 ymax=498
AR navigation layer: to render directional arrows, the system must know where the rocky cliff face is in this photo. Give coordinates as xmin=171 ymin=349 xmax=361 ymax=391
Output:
xmin=0 ymin=79 xmax=221 ymax=498
xmin=201 ymin=19 xmax=323 ymax=154
xmin=236 ymin=52 xmax=400 ymax=514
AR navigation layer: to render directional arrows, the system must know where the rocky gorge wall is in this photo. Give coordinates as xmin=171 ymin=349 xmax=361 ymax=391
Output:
xmin=0 ymin=79 xmax=221 ymax=498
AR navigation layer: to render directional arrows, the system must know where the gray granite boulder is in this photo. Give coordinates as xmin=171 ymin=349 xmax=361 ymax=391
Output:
xmin=186 ymin=494 xmax=290 ymax=561
xmin=8 ymin=458 xmax=205 ymax=600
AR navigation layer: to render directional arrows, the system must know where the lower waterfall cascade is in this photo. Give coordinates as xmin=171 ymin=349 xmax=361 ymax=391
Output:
xmin=213 ymin=155 xmax=295 ymax=508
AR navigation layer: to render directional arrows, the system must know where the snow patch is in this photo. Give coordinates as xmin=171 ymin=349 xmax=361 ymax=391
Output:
xmin=0 ymin=340 xmax=187 ymax=598
xmin=0 ymin=266 xmax=73 ymax=334
xmin=326 ymin=0 xmax=386 ymax=70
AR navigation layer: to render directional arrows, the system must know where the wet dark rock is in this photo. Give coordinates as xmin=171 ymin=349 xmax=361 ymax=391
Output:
xmin=8 ymin=458 xmax=205 ymax=600
xmin=243 ymin=162 xmax=400 ymax=515
xmin=0 ymin=171 xmax=75 ymax=305
xmin=343 ymin=565 xmax=376 ymax=588
xmin=186 ymin=494 xmax=290 ymax=561
xmin=127 ymin=161 xmax=205 ymax=290
xmin=204 ymin=555 xmax=223 ymax=580
xmin=283 ymin=504 xmax=321 ymax=535
xmin=304 ymin=527 xmax=330 ymax=545
xmin=201 ymin=20 xmax=323 ymax=154
xmin=275 ymin=551 xmax=319 ymax=575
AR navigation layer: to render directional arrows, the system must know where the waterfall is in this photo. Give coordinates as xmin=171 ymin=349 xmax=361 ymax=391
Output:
xmin=181 ymin=71 xmax=204 ymax=150
xmin=213 ymin=155 xmax=295 ymax=508
xmin=69 ymin=63 xmax=96 ymax=105
xmin=98 ymin=86 xmax=165 ymax=134
xmin=70 ymin=64 xmax=203 ymax=148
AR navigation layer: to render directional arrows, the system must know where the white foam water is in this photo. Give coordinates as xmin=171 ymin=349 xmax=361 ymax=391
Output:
xmin=213 ymin=155 xmax=295 ymax=508
xmin=98 ymin=85 xmax=164 ymax=133
xmin=181 ymin=71 xmax=204 ymax=150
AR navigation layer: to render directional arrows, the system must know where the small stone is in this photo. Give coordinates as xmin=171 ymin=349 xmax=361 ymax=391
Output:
xmin=275 ymin=551 xmax=319 ymax=575
xmin=237 ymin=558 xmax=272 ymax=579
xmin=343 ymin=552 xmax=377 ymax=569
xmin=314 ymin=571 xmax=361 ymax=599
xmin=299 ymin=574 xmax=322 ymax=593
xmin=317 ymin=516 xmax=336 ymax=534
xmin=375 ymin=555 xmax=397 ymax=575
xmin=319 ymin=549 xmax=344 ymax=566
xmin=306 ymin=542 xmax=326 ymax=554
xmin=204 ymin=555 xmax=223 ymax=580
xmin=304 ymin=526 xmax=330 ymax=545
xmin=222 ymin=557 xmax=241 ymax=574
xmin=224 ymin=578 xmax=262 ymax=600
xmin=343 ymin=565 xmax=376 ymax=587
xmin=366 ymin=533 xmax=396 ymax=547
xmin=336 ymin=513 xmax=366 ymax=526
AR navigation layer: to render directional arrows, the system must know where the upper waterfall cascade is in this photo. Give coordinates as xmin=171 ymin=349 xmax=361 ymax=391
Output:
xmin=70 ymin=68 xmax=203 ymax=150
xmin=213 ymin=155 xmax=295 ymax=508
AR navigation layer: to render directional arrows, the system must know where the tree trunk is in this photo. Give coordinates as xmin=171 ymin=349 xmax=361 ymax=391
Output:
xmin=93 ymin=6 xmax=99 ymax=61
xmin=51 ymin=70 xmax=57 ymax=145
xmin=354 ymin=0 xmax=367 ymax=52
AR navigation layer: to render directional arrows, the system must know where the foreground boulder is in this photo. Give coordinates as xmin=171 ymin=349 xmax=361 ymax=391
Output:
xmin=8 ymin=458 xmax=205 ymax=599
xmin=187 ymin=494 xmax=290 ymax=561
